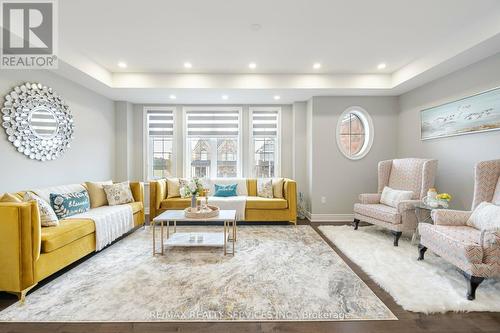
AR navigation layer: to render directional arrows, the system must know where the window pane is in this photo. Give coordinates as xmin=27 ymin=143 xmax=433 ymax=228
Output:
xmin=150 ymin=137 xmax=173 ymax=179
xmin=340 ymin=113 xmax=352 ymax=134
xmin=350 ymin=134 xmax=365 ymax=155
xmin=350 ymin=114 xmax=365 ymax=134
xmin=254 ymin=137 xmax=275 ymax=178
xmin=339 ymin=134 xmax=350 ymax=156
xmin=190 ymin=138 xmax=211 ymax=178
xmin=217 ymin=138 xmax=237 ymax=177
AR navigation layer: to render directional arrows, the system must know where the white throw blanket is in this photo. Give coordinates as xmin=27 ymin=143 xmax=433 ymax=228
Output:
xmin=207 ymin=196 xmax=246 ymax=220
xmin=67 ymin=205 xmax=134 ymax=251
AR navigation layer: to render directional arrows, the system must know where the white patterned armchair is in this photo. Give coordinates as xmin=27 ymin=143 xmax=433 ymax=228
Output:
xmin=418 ymin=159 xmax=500 ymax=300
xmin=353 ymin=158 xmax=438 ymax=246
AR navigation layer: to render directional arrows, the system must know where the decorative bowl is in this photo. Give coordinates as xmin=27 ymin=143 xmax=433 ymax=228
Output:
xmin=184 ymin=205 xmax=220 ymax=219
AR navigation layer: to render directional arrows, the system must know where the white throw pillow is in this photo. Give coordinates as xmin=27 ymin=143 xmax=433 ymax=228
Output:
xmin=257 ymin=179 xmax=273 ymax=198
xmin=380 ymin=186 xmax=414 ymax=208
xmin=23 ymin=192 xmax=59 ymax=227
xmin=492 ymin=176 xmax=500 ymax=205
xmin=467 ymin=201 xmax=500 ymax=231
xmin=103 ymin=181 xmax=134 ymax=206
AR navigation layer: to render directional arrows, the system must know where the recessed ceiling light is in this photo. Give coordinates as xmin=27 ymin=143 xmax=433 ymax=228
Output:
xmin=377 ymin=63 xmax=387 ymax=70
xmin=274 ymin=95 xmax=281 ymax=100
xmin=169 ymin=94 xmax=176 ymax=100
xmin=117 ymin=61 xmax=127 ymax=68
xmin=184 ymin=62 xmax=192 ymax=69
xmin=221 ymin=95 xmax=229 ymax=100
xmin=248 ymin=62 xmax=257 ymax=69
xmin=313 ymin=63 xmax=321 ymax=69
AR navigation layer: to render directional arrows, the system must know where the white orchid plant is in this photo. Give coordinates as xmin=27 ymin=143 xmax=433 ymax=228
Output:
xmin=180 ymin=177 xmax=204 ymax=198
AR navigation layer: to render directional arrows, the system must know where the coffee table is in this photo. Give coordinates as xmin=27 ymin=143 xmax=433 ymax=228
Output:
xmin=152 ymin=209 xmax=236 ymax=256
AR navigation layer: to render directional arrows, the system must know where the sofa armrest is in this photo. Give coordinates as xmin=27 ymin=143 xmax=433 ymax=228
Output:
xmin=283 ymin=179 xmax=297 ymax=222
xmin=482 ymin=231 xmax=500 ymax=263
xmin=0 ymin=202 xmax=40 ymax=293
xmin=149 ymin=179 xmax=167 ymax=219
xmin=129 ymin=182 xmax=144 ymax=204
xmin=397 ymin=200 xmax=420 ymax=214
xmin=359 ymin=193 xmax=381 ymax=204
xmin=431 ymin=209 xmax=471 ymax=226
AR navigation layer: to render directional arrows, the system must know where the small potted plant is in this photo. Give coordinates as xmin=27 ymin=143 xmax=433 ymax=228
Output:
xmin=436 ymin=193 xmax=452 ymax=208
xmin=180 ymin=178 xmax=205 ymax=208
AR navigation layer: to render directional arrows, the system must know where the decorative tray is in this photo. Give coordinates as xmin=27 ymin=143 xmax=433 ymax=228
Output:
xmin=184 ymin=205 xmax=220 ymax=219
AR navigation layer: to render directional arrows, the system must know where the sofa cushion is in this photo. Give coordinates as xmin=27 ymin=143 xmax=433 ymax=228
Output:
xmin=41 ymin=219 xmax=95 ymax=253
xmin=419 ymin=224 xmax=483 ymax=264
xmin=50 ymin=190 xmax=90 ymax=219
xmin=380 ymin=186 xmax=413 ymax=208
xmin=127 ymin=201 xmax=143 ymax=214
xmin=272 ymin=178 xmax=285 ymax=198
xmin=354 ymin=203 xmax=401 ymax=224
xmin=160 ymin=198 xmax=191 ymax=209
xmin=246 ymin=196 xmax=288 ymax=210
xmin=103 ymin=181 xmax=134 ymax=205
xmin=24 ymin=192 xmax=59 ymax=227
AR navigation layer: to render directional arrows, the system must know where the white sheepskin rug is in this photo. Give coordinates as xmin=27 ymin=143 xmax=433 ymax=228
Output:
xmin=318 ymin=225 xmax=500 ymax=313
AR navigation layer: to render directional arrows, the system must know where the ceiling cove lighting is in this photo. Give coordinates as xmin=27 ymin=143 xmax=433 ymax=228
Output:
xmin=377 ymin=63 xmax=387 ymax=70
xmin=117 ymin=61 xmax=127 ymax=68
xmin=169 ymin=94 xmax=176 ymax=100
xmin=313 ymin=63 xmax=321 ymax=69
xmin=248 ymin=62 xmax=257 ymax=69
xmin=273 ymin=95 xmax=281 ymax=100
xmin=183 ymin=62 xmax=192 ymax=69
xmin=221 ymin=95 xmax=229 ymax=100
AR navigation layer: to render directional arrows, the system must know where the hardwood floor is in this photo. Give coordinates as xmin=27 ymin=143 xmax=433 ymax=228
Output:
xmin=1 ymin=220 xmax=499 ymax=333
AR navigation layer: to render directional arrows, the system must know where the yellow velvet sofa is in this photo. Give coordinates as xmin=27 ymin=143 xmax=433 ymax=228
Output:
xmin=0 ymin=182 xmax=145 ymax=301
xmin=149 ymin=178 xmax=297 ymax=223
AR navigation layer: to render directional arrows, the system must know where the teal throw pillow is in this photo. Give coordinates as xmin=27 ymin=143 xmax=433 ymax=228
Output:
xmin=213 ymin=184 xmax=238 ymax=197
xmin=50 ymin=190 xmax=90 ymax=219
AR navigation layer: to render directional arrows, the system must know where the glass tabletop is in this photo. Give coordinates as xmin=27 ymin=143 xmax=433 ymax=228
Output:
xmin=414 ymin=202 xmax=442 ymax=210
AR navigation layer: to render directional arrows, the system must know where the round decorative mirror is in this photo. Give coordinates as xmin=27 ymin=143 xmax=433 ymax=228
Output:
xmin=1 ymin=82 xmax=74 ymax=161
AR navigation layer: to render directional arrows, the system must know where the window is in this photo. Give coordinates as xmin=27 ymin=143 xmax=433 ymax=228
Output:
xmin=145 ymin=107 xmax=175 ymax=179
xmin=250 ymin=107 xmax=280 ymax=177
xmin=336 ymin=106 xmax=373 ymax=160
xmin=184 ymin=107 xmax=241 ymax=178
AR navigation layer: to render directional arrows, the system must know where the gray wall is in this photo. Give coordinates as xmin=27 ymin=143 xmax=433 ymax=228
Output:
xmin=0 ymin=70 xmax=115 ymax=192
xmin=308 ymin=96 xmax=399 ymax=217
xmin=398 ymin=54 xmax=500 ymax=210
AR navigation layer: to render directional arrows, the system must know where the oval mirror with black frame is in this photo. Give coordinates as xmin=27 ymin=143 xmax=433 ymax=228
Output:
xmin=1 ymin=82 xmax=74 ymax=161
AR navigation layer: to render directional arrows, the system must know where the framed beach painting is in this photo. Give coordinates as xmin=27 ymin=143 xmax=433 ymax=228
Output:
xmin=420 ymin=87 xmax=500 ymax=140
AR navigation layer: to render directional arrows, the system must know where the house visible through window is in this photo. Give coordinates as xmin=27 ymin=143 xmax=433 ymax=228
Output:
xmin=185 ymin=108 xmax=241 ymax=178
xmin=336 ymin=106 xmax=374 ymax=160
xmin=251 ymin=108 xmax=280 ymax=178
xmin=145 ymin=108 xmax=174 ymax=179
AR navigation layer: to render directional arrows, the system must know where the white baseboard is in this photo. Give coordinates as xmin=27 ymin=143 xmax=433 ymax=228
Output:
xmin=306 ymin=212 xmax=354 ymax=223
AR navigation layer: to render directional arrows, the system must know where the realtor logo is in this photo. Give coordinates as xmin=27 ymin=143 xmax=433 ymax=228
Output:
xmin=1 ymin=0 xmax=58 ymax=68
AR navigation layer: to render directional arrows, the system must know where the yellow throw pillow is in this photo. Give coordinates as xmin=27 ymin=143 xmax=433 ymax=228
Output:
xmin=85 ymin=180 xmax=113 ymax=208
xmin=272 ymin=178 xmax=285 ymax=198
xmin=0 ymin=193 xmax=22 ymax=202
xmin=167 ymin=177 xmax=187 ymax=198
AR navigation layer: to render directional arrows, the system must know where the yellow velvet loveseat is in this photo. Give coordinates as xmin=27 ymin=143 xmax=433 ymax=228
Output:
xmin=150 ymin=178 xmax=297 ymax=223
xmin=0 ymin=182 xmax=145 ymax=301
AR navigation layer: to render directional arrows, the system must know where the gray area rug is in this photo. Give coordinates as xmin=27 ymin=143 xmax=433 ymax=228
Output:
xmin=0 ymin=225 xmax=395 ymax=322
xmin=318 ymin=225 xmax=500 ymax=313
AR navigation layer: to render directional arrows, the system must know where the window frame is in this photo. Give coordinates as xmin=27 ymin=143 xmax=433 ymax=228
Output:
xmin=249 ymin=106 xmax=282 ymax=178
xmin=143 ymin=106 xmax=177 ymax=181
xmin=182 ymin=106 xmax=243 ymax=178
xmin=336 ymin=106 xmax=374 ymax=160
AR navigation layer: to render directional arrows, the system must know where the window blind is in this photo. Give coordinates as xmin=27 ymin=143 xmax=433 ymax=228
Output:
xmin=147 ymin=109 xmax=174 ymax=137
xmin=186 ymin=109 xmax=240 ymax=137
xmin=252 ymin=109 xmax=278 ymax=137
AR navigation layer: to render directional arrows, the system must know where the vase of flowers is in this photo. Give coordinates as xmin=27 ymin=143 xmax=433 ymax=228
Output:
xmin=436 ymin=193 xmax=452 ymax=208
xmin=180 ymin=178 xmax=205 ymax=208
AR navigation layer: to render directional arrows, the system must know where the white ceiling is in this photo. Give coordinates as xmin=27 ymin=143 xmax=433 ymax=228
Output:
xmin=49 ymin=0 xmax=500 ymax=102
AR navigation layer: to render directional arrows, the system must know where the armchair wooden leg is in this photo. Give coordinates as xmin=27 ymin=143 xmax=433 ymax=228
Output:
xmin=417 ymin=244 xmax=427 ymax=260
xmin=464 ymin=273 xmax=485 ymax=300
xmin=391 ymin=231 xmax=402 ymax=246
xmin=353 ymin=218 xmax=360 ymax=230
